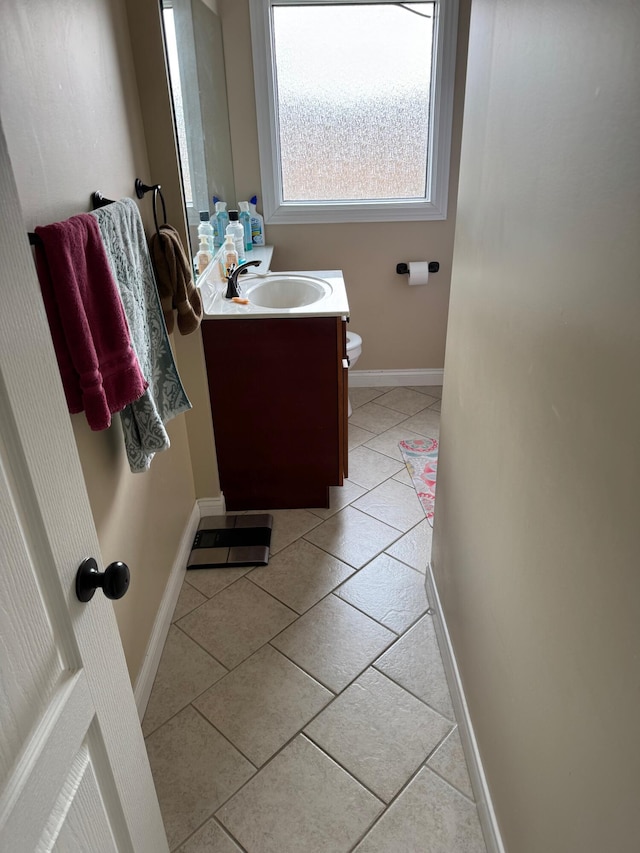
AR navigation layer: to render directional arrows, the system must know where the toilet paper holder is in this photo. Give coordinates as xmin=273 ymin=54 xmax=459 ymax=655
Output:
xmin=396 ymin=261 xmax=439 ymax=275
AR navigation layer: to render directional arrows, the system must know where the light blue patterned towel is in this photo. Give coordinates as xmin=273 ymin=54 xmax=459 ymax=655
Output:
xmin=91 ymin=199 xmax=191 ymax=472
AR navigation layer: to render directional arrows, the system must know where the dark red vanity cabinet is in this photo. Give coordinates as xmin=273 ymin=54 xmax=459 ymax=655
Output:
xmin=201 ymin=316 xmax=348 ymax=510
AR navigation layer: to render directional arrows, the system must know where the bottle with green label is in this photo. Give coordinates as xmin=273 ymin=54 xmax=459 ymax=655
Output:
xmin=249 ymin=195 xmax=265 ymax=246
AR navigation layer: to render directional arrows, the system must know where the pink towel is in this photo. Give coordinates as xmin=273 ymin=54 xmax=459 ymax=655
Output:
xmin=35 ymin=213 xmax=147 ymax=430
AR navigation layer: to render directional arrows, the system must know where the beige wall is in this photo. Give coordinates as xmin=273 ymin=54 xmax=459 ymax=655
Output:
xmin=434 ymin=1 xmax=640 ymax=850
xmin=0 ymin=0 xmax=196 ymax=682
xmin=219 ymin=0 xmax=470 ymax=371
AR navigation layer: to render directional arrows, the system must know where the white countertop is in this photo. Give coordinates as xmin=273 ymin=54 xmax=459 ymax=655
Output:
xmin=201 ymin=267 xmax=350 ymax=320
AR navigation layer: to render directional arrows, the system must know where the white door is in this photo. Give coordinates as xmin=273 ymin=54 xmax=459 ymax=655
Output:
xmin=0 ymin=125 xmax=169 ymax=851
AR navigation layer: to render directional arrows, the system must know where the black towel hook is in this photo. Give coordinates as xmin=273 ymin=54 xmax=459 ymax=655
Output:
xmin=135 ymin=178 xmax=167 ymax=234
xmin=91 ymin=191 xmax=115 ymax=210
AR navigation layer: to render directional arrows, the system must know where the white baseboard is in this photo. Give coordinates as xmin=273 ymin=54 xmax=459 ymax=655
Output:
xmin=197 ymin=494 xmax=226 ymax=518
xmin=349 ymin=368 xmax=444 ymax=388
xmin=425 ymin=562 xmax=505 ymax=853
xmin=133 ymin=494 xmax=226 ymax=720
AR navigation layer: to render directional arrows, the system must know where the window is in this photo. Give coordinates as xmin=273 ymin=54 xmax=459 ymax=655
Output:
xmin=249 ymin=0 xmax=459 ymax=224
xmin=163 ymin=6 xmax=195 ymax=208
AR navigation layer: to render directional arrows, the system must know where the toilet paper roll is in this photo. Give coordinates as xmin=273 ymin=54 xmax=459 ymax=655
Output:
xmin=408 ymin=261 xmax=430 ymax=286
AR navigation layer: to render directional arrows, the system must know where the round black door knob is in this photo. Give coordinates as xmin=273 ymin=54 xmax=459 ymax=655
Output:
xmin=76 ymin=557 xmax=130 ymax=603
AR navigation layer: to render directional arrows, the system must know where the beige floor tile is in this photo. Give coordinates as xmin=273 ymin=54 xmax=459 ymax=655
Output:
xmin=348 ymin=423 xmax=377 ymax=450
xmin=272 ymin=594 xmax=396 ymax=692
xmin=392 ymin=467 xmax=414 ymax=486
xmin=304 ymin=506 xmax=401 ymax=569
xmin=400 ymin=407 xmax=441 ymax=438
xmin=217 ymin=735 xmax=384 ymax=853
xmin=347 ymin=446 xmax=406 ymax=490
xmin=335 ymin=553 xmax=428 ymax=633
xmin=186 ymin=566 xmax=252 ymax=599
xmin=267 ymin=509 xmax=323 ymax=554
xmin=354 ymin=767 xmax=486 ymax=853
xmin=172 ymin=582 xmax=207 ymax=621
xmin=308 ymin=479 xmax=367 ymax=520
xmin=142 ymin=626 xmax=227 ymax=737
xmin=176 ymin=819 xmax=242 ymax=853
xmin=249 ymin=538 xmax=355 ymax=613
xmin=363 ymin=425 xmax=431 ymax=462
xmin=374 ymin=615 xmax=455 ymax=720
xmin=305 ymin=668 xmax=451 ymax=803
xmin=374 ymin=387 xmax=438 ymax=415
xmin=353 ymin=479 xmax=425 ymax=532
xmin=430 ymin=399 xmax=442 ymax=412
xmin=349 ymin=387 xmax=387 ymax=409
xmin=385 ymin=519 xmax=433 ymax=573
xmin=146 ymin=706 xmax=254 ymax=851
xmin=194 ymin=644 xmax=331 ymax=766
xmin=349 ymin=402 xmax=409 ymax=434
xmin=427 ymin=727 xmax=475 ymax=800
xmin=409 ymin=384 xmax=443 ymax=398
xmin=177 ymin=578 xmax=297 ymax=669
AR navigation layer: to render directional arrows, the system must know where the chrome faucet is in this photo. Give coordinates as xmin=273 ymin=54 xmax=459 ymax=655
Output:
xmin=225 ymin=259 xmax=262 ymax=299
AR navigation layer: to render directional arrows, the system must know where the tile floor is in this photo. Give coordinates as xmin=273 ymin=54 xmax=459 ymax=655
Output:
xmin=143 ymin=385 xmax=488 ymax=853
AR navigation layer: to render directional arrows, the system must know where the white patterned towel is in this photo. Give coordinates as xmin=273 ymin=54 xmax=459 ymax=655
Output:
xmin=91 ymin=199 xmax=191 ymax=472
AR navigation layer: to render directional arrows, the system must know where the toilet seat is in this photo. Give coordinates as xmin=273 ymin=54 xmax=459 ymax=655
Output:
xmin=344 ymin=331 xmax=362 ymax=418
xmin=346 ymin=331 xmax=362 ymax=360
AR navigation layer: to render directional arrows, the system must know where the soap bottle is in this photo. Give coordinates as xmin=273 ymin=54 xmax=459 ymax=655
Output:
xmin=214 ymin=201 xmax=229 ymax=249
xmin=196 ymin=235 xmax=213 ymax=275
xmin=198 ymin=211 xmax=214 ymax=252
xmin=238 ymin=201 xmax=253 ymax=253
xmin=226 ymin=211 xmax=246 ymax=261
xmin=222 ymin=234 xmax=239 ymax=282
xmin=249 ymin=195 xmax=265 ymax=246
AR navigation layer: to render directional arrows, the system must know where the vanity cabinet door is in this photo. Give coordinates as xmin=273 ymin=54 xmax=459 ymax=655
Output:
xmin=202 ymin=316 xmax=347 ymax=509
xmin=338 ymin=319 xmax=349 ymax=480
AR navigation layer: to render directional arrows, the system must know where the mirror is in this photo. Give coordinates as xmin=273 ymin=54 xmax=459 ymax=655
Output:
xmin=162 ymin=0 xmax=236 ymax=255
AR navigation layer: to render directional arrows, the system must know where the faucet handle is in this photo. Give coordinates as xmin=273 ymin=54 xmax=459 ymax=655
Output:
xmin=225 ymin=259 xmax=262 ymax=299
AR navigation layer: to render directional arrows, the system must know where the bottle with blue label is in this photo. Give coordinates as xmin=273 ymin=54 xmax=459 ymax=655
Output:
xmin=249 ymin=195 xmax=265 ymax=246
xmin=238 ymin=201 xmax=253 ymax=253
xmin=213 ymin=200 xmax=229 ymax=249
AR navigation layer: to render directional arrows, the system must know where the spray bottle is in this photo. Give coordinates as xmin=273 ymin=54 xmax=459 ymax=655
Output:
xmin=249 ymin=195 xmax=265 ymax=246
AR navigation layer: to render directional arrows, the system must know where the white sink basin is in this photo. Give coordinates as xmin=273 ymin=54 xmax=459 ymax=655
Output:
xmin=243 ymin=275 xmax=332 ymax=309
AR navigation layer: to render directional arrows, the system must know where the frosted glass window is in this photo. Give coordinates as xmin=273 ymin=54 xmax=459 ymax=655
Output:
xmin=272 ymin=4 xmax=434 ymax=202
xmin=250 ymin=0 xmax=458 ymax=223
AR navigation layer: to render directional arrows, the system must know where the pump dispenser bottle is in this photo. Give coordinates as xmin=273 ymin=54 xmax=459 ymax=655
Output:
xmin=222 ymin=234 xmax=238 ymax=279
xmin=196 ymin=235 xmax=213 ymax=275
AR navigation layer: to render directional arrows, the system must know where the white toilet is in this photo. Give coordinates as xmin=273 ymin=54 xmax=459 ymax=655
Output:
xmin=345 ymin=331 xmax=363 ymax=417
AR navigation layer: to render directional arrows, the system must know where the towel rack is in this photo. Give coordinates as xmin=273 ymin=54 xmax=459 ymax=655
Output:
xmin=27 ymin=182 xmax=165 ymax=246
xmin=135 ymin=178 xmax=167 ymax=234
xmin=27 ymin=190 xmax=115 ymax=246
